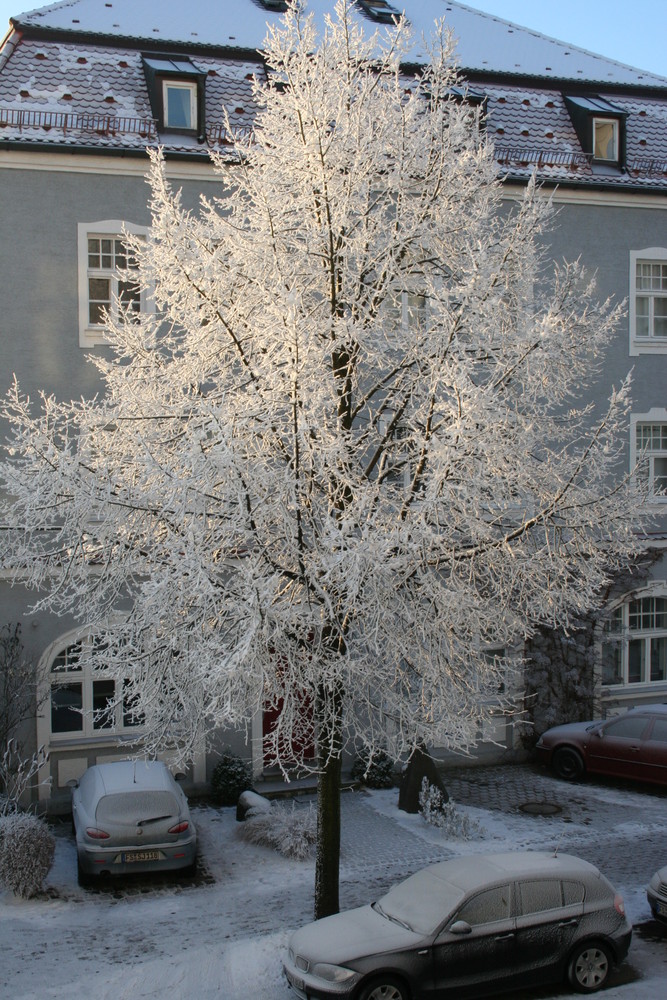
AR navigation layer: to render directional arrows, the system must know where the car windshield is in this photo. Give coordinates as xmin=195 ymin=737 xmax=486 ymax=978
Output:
xmin=375 ymin=869 xmax=465 ymax=936
xmin=96 ymin=791 xmax=179 ymax=826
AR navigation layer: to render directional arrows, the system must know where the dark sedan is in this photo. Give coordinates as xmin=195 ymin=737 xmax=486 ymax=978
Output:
xmin=284 ymin=851 xmax=631 ymax=999
xmin=535 ymin=704 xmax=667 ymax=784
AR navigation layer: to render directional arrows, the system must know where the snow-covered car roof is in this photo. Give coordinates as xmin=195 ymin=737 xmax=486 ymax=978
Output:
xmin=81 ymin=760 xmax=178 ymax=797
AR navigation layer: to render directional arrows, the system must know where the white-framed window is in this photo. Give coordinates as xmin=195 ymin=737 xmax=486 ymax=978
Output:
xmin=631 ymin=410 xmax=667 ymax=502
xmin=44 ymin=631 xmax=143 ymax=742
xmin=602 ymin=593 xmax=667 ymax=687
xmin=630 ymin=248 xmax=667 ymax=355
xmin=163 ymin=80 xmax=197 ymax=130
xmin=77 ymin=220 xmax=149 ymax=348
xmin=592 ymin=117 xmax=619 ymax=162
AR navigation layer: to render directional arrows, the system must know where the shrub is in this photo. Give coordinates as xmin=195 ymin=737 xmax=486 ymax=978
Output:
xmin=240 ymin=801 xmax=317 ymax=860
xmin=0 ymin=812 xmax=55 ymax=898
xmin=210 ymin=750 xmax=252 ymax=806
xmin=351 ymin=748 xmax=395 ymax=788
xmin=418 ymin=778 xmax=483 ymax=840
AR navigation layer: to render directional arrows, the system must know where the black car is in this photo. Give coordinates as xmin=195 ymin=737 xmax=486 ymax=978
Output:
xmin=284 ymin=851 xmax=631 ymax=999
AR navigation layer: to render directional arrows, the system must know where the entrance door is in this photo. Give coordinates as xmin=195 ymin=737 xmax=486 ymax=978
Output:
xmin=262 ymin=693 xmax=315 ymax=769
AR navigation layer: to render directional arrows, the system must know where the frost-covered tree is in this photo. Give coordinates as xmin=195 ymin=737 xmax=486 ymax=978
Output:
xmin=0 ymin=2 xmax=643 ymax=916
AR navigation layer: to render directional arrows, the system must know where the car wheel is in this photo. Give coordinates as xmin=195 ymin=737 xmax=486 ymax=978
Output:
xmin=357 ymin=976 xmax=410 ymax=1000
xmin=552 ymin=746 xmax=584 ymax=781
xmin=567 ymin=941 xmax=612 ymax=993
xmin=77 ymin=857 xmax=92 ymax=889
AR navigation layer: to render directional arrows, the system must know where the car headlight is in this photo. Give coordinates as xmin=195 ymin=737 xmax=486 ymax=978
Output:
xmin=312 ymin=963 xmax=358 ymax=984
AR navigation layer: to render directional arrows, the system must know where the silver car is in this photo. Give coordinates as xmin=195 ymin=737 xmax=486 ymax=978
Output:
xmin=647 ymin=864 xmax=667 ymax=924
xmin=284 ymin=851 xmax=631 ymax=999
xmin=72 ymin=760 xmax=197 ymax=884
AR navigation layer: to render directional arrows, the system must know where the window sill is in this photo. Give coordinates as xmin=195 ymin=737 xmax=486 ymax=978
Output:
xmin=49 ymin=732 xmax=144 ymax=749
xmin=629 ymin=337 xmax=667 ymax=357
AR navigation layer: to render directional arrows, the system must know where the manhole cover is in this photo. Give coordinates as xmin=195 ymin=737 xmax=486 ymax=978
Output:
xmin=518 ymin=801 xmax=562 ymax=816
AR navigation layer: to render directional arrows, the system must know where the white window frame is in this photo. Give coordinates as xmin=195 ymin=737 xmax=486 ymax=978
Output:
xmin=592 ymin=117 xmax=619 ymax=162
xmin=77 ymin=220 xmax=149 ymax=348
xmin=630 ymin=409 xmax=667 ymax=504
xmin=601 ymin=590 xmax=667 ymax=689
xmin=162 ymin=79 xmax=197 ymax=130
xmin=629 ymin=248 xmax=667 ymax=356
xmin=37 ymin=629 xmax=144 ymax=748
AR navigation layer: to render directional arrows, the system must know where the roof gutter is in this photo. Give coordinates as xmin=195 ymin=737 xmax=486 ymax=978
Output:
xmin=0 ymin=26 xmax=21 ymax=74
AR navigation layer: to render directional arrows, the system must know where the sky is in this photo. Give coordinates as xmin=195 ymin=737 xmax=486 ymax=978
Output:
xmin=0 ymin=1 xmax=664 ymax=79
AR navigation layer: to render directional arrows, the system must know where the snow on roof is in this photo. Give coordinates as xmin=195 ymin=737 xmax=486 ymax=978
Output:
xmin=10 ymin=0 xmax=667 ymax=89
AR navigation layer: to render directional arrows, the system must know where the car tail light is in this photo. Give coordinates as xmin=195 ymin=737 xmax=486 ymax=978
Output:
xmin=85 ymin=827 xmax=110 ymax=840
xmin=614 ymin=893 xmax=626 ymax=915
xmin=168 ymin=821 xmax=189 ymax=834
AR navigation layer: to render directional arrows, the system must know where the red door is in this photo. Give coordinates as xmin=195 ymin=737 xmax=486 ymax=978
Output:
xmin=262 ymin=693 xmax=315 ymax=769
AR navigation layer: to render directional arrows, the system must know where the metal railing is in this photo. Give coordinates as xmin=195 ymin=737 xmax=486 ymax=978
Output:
xmin=0 ymin=107 xmax=157 ymax=138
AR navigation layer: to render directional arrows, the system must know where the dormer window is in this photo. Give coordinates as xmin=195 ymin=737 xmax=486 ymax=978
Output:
xmin=356 ymin=1 xmax=401 ymax=24
xmin=142 ymin=54 xmax=206 ymax=138
xmin=564 ymin=95 xmax=627 ymax=169
xmin=255 ymin=0 xmax=289 ymax=11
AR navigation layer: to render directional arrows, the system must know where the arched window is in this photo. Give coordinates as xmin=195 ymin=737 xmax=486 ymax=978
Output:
xmin=602 ymin=593 xmax=667 ymax=687
xmin=46 ymin=632 xmax=143 ymax=740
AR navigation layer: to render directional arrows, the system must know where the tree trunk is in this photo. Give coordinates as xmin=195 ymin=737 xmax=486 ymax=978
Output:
xmin=314 ymin=683 xmax=343 ymax=920
xmin=315 ymin=745 xmax=342 ymax=919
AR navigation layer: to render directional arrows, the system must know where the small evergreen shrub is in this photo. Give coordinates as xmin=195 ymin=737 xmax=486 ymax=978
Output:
xmin=240 ymin=801 xmax=316 ymax=860
xmin=351 ymin=748 xmax=395 ymax=788
xmin=210 ymin=750 xmax=252 ymax=806
xmin=0 ymin=812 xmax=55 ymax=898
xmin=418 ymin=778 xmax=483 ymax=840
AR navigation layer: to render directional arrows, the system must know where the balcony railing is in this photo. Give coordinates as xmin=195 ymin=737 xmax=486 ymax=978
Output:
xmin=0 ymin=107 xmax=157 ymax=138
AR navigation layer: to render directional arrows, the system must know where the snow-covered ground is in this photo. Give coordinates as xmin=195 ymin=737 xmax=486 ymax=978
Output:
xmin=2 ymin=776 xmax=666 ymax=999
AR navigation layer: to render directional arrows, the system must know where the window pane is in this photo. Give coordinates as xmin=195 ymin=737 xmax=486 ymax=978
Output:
xmin=603 ymin=715 xmax=648 ymax=739
xmin=628 ymin=639 xmax=644 ymax=682
xmin=654 ymin=298 xmax=667 ymax=338
xmin=601 ymin=642 xmax=623 ymax=685
xmin=118 ymin=279 xmax=141 ymax=315
xmin=650 ymin=637 xmax=667 ymax=682
xmin=165 ymin=84 xmax=193 ymax=128
xmin=88 ymin=238 xmax=101 ymax=268
xmin=562 ymin=881 xmax=585 ymax=906
xmin=457 ymin=885 xmax=511 ymax=926
xmin=649 ymin=719 xmax=667 ymax=743
xmin=655 ymin=457 xmax=667 ymax=495
xmin=594 ymin=119 xmax=617 ymax=160
xmin=122 ymin=680 xmax=145 ymax=727
xmin=89 ymin=278 xmax=110 ymax=325
xmin=51 ymin=642 xmax=82 ymax=673
xmin=92 ymin=679 xmax=115 ymax=729
xmin=519 ymin=880 xmax=562 ymax=915
xmin=51 ymin=683 xmax=83 ymax=733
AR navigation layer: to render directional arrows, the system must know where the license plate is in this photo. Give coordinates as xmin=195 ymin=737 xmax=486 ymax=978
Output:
xmin=285 ymin=969 xmax=305 ymax=992
xmin=118 ymin=850 xmax=162 ymax=864
xmin=657 ymin=900 xmax=667 ymax=917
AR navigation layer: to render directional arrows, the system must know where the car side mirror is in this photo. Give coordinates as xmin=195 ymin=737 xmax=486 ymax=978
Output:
xmin=449 ymin=920 xmax=472 ymax=935
xmin=66 ymin=778 xmax=79 ymax=789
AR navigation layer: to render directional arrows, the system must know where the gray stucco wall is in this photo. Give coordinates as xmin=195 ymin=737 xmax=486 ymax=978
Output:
xmin=1 ymin=159 xmax=666 ymax=795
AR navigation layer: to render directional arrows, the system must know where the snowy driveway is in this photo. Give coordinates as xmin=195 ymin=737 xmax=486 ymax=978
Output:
xmin=2 ymin=763 xmax=667 ymax=999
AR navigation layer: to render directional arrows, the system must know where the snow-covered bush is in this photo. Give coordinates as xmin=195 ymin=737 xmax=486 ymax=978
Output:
xmin=418 ymin=778 xmax=483 ymax=840
xmin=240 ymin=802 xmax=317 ymax=860
xmin=210 ymin=750 xmax=252 ymax=806
xmin=0 ymin=812 xmax=55 ymax=898
xmin=351 ymin=748 xmax=395 ymax=789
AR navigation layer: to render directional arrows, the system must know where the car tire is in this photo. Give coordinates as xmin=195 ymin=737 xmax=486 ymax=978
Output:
xmin=567 ymin=941 xmax=612 ymax=993
xmin=552 ymin=746 xmax=584 ymax=781
xmin=357 ymin=975 xmax=410 ymax=1000
xmin=77 ymin=856 xmax=92 ymax=889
